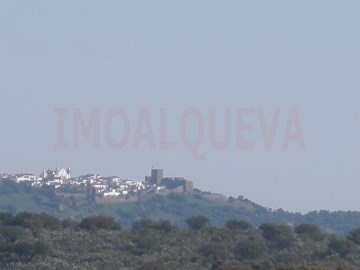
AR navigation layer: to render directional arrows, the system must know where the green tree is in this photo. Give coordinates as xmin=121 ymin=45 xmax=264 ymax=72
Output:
xmin=79 ymin=215 xmax=121 ymax=231
xmin=137 ymin=261 xmax=167 ymax=270
xmin=155 ymin=219 xmax=173 ymax=233
xmin=0 ymin=212 xmax=13 ymax=225
xmin=349 ymin=228 xmax=360 ymax=245
xmin=259 ymin=223 xmax=296 ymax=249
xmin=328 ymin=236 xmax=352 ymax=257
xmin=212 ymin=261 xmax=254 ymax=270
xmin=199 ymin=242 xmax=227 ymax=261
xmin=225 ymin=219 xmax=252 ymax=231
xmin=295 ymin=223 xmax=323 ymax=240
xmin=132 ymin=219 xmax=173 ymax=233
xmin=0 ymin=226 xmax=28 ymax=243
xmin=14 ymin=240 xmax=35 ymax=260
xmin=186 ymin=215 xmax=210 ymax=230
xmin=132 ymin=219 xmax=154 ymax=231
xmin=234 ymin=238 xmax=267 ymax=260
xmin=61 ymin=218 xmax=79 ymax=229
xmin=14 ymin=240 xmax=53 ymax=260
xmin=12 ymin=212 xmax=61 ymax=231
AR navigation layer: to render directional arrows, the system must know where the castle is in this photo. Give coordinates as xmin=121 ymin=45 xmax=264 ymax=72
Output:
xmin=145 ymin=169 xmax=193 ymax=194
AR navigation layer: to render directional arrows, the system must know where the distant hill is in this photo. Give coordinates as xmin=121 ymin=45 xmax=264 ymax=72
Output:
xmin=0 ymin=180 xmax=359 ymax=234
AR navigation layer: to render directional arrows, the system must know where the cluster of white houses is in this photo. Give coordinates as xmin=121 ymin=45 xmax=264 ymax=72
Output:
xmin=0 ymin=168 xmax=193 ymax=198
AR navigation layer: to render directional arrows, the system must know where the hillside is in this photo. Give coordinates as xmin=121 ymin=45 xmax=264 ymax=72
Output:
xmin=0 ymin=181 xmax=360 ymax=234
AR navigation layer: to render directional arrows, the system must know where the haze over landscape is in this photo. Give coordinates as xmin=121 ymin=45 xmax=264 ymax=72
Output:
xmin=1 ymin=1 xmax=360 ymax=213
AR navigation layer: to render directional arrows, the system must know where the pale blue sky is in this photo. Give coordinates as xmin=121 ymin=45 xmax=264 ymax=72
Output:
xmin=1 ymin=1 xmax=360 ymax=212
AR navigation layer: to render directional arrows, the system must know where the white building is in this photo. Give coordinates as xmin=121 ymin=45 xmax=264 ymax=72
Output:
xmin=41 ymin=168 xmax=71 ymax=180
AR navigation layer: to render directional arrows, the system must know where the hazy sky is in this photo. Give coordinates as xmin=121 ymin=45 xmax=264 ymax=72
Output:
xmin=1 ymin=1 xmax=360 ymax=213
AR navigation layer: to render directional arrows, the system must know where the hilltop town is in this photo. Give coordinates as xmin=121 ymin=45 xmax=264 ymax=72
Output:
xmin=0 ymin=168 xmax=193 ymax=201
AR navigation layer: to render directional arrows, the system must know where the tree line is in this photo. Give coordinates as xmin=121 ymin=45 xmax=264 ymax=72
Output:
xmin=0 ymin=212 xmax=360 ymax=269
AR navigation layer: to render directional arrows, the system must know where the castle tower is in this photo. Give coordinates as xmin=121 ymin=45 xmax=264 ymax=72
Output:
xmin=151 ymin=169 xmax=163 ymax=186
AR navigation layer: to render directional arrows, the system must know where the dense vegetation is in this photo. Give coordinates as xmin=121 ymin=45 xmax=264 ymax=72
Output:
xmin=1 ymin=212 xmax=360 ymax=269
xmin=1 ymin=181 xmax=360 ymax=235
